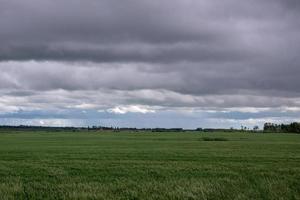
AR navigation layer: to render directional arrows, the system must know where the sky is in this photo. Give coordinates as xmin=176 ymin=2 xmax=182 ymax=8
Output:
xmin=0 ymin=0 xmax=300 ymax=129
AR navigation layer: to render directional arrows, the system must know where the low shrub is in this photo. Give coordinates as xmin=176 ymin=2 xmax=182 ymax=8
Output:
xmin=201 ymin=137 xmax=229 ymax=141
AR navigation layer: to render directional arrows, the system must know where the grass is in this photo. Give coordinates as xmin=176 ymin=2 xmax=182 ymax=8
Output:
xmin=0 ymin=130 xmax=299 ymax=199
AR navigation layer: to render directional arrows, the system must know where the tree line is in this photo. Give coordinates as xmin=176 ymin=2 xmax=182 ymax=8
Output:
xmin=264 ymin=122 xmax=300 ymax=133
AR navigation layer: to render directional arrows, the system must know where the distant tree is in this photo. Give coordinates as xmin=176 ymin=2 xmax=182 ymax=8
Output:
xmin=290 ymin=122 xmax=300 ymax=133
xmin=264 ymin=122 xmax=300 ymax=134
xmin=253 ymin=126 xmax=259 ymax=131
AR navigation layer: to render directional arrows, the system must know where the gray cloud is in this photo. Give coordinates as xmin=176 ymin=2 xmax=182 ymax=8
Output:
xmin=1 ymin=0 xmax=299 ymax=62
xmin=0 ymin=0 xmax=300 ymax=127
xmin=1 ymin=61 xmax=300 ymax=98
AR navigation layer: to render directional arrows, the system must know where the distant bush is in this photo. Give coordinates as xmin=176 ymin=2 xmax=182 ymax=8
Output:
xmin=201 ymin=137 xmax=229 ymax=141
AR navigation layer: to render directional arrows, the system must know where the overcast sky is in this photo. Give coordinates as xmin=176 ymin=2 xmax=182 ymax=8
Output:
xmin=1 ymin=0 xmax=300 ymax=128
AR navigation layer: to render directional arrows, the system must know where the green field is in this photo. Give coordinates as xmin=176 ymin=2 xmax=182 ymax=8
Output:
xmin=0 ymin=131 xmax=300 ymax=200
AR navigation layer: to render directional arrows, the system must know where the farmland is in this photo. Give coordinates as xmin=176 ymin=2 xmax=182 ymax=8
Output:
xmin=0 ymin=130 xmax=299 ymax=199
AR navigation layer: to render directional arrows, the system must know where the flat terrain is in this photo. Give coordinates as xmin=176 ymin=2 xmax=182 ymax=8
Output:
xmin=0 ymin=130 xmax=300 ymax=200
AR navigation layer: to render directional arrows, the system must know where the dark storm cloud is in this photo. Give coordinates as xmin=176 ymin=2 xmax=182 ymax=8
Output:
xmin=1 ymin=0 xmax=300 ymax=115
xmin=0 ymin=0 xmax=298 ymax=62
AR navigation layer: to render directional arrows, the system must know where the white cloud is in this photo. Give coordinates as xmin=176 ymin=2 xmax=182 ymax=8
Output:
xmin=107 ymin=105 xmax=156 ymax=114
xmin=0 ymin=103 xmax=20 ymax=113
xmin=224 ymin=107 xmax=271 ymax=113
xmin=280 ymin=107 xmax=300 ymax=112
xmin=69 ymin=103 xmax=98 ymax=109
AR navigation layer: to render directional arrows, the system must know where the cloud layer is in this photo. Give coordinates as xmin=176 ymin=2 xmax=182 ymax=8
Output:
xmin=0 ymin=0 xmax=300 ymax=128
